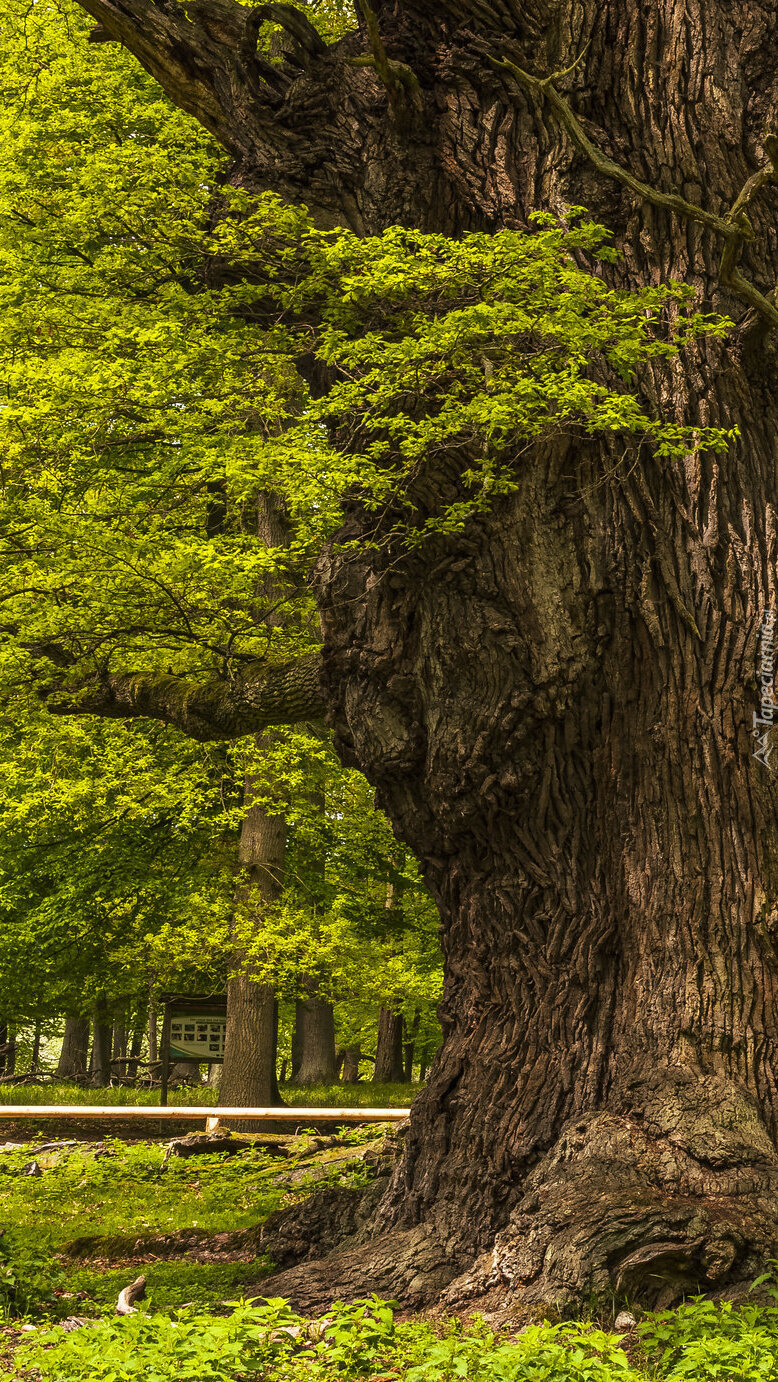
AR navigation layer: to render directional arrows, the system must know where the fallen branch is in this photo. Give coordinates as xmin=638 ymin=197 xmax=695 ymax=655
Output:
xmin=116 ymin=1275 xmax=147 ymax=1315
xmin=161 ymin=1131 xmax=251 ymax=1168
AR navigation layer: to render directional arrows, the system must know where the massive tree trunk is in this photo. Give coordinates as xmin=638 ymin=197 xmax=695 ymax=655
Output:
xmin=74 ymin=0 xmax=778 ymax=1309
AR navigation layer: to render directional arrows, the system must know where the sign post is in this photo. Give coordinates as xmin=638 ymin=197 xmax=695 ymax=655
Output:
xmin=159 ymin=995 xmax=228 ymax=1108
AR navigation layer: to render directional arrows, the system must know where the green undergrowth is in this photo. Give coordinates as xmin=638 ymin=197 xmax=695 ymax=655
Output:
xmin=13 ymin=1290 xmax=778 ymax=1381
xmin=0 ymin=1127 xmax=384 ymax=1320
xmin=0 ymin=1080 xmax=414 ymax=1107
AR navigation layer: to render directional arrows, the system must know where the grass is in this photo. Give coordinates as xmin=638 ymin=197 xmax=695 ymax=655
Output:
xmin=0 ymin=1081 xmax=415 ymax=1108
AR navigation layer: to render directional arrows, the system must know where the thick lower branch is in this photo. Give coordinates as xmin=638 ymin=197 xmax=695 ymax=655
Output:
xmin=48 ymin=653 xmax=325 ymax=741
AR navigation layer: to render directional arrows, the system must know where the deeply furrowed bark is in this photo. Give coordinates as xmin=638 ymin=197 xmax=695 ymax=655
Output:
xmin=74 ymin=0 xmax=778 ymax=1310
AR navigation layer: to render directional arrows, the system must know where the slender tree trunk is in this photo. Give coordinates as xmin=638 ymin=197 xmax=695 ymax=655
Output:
xmin=0 ymin=1023 xmax=6 ymax=1077
xmin=220 ymin=492 xmax=290 ymax=1117
xmin=147 ymin=990 xmax=158 ymax=1067
xmin=374 ymin=1008 xmax=404 ymax=1084
xmin=30 ymin=1021 xmax=42 ymax=1074
xmin=127 ymin=1014 xmax=144 ymax=1081
xmin=5 ymin=1027 xmax=15 ymax=1078
xmin=71 ymin=0 xmax=778 ymax=1308
xmin=112 ymin=1020 xmax=127 ymax=1060
xmin=292 ymin=996 xmax=337 ymax=1086
xmin=57 ymin=1017 xmax=90 ymax=1080
xmin=403 ymin=1012 xmax=419 ymax=1083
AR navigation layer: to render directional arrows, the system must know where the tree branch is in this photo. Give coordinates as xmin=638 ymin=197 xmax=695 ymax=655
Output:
xmin=491 ymin=55 xmax=778 ymax=331
xmin=351 ymin=0 xmax=420 ymax=109
xmin=48 ymin=654 xmax=326 ymax=742
xmin=74 ymin=0 xmax=289 ymax=154
xmin=250 ymin=3 xmax=328 ymax=60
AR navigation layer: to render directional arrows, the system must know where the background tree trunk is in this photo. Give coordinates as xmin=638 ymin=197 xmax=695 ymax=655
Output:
xmin=111 ymin=1019 xmax=127 ymax=1071
xmin=373 ymin=1008 xmax=404 ymax=1084
xmin=147 ymin=991 xmax=158 ymax=1067
xmin=219 ymin=768 xmax=284 ymax=1114
xmin=292 ymin=997 xmax=337 ymax=1086
xmin=71 ymin=0 xmax=778 ymax=1308
xmin=341 ymin=1045 xmax=361 ymax=1084
xmin=90 ymin=1000 xmax=112 ymax=1086
xmin=57 ymin=1017 xmax=90 ymax=1080
xmin=403 ymin=1012 xmax=419 ymax=1083
xmin=126 ymin=1014 xmax=144 ymax=1081
xmin=4 ymin=1027 xmax=15 ymax=1078
xmin=30 ymin=1020 xmax=42 ymax=1074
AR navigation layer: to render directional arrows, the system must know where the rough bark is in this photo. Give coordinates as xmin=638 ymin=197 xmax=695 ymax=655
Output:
xmin=50 ymin=653 xmax=324 ymax=742
xmin=292 ymin=997 xmax=338 ymax=1086
xmin=73 ymin=0 xmax=778 ymax=1309
xmin=57 ymin=1017 xmax=90 ymax=1080
xmin=374 ymin=1008 xmax=404 ymax=1084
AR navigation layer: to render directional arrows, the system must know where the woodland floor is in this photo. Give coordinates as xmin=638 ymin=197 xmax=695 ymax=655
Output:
xmin=4 ymin=1085 xmax=778 ymax=1379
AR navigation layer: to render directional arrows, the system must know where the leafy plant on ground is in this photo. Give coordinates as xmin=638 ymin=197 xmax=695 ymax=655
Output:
xmin=0 ymin=1231 xmax=65 ymax=1322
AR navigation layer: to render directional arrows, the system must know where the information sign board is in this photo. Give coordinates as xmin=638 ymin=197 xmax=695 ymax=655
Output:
xmin=159 ymin=994 xmax=228 ymax=1107
xmin=169 ymin=1011 xmax=226 ymax=1062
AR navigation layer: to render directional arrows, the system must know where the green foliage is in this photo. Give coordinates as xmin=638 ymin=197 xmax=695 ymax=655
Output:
xmin=0 ymin=1231 xmax=65 ymax=1321
xmin=637 ymin=1280 xmax=778 ymax=1379
xmin=19 ymin=1292 xmax=778 ymax=1382
xmin=0 ymin=0 xmax=734 ymax=714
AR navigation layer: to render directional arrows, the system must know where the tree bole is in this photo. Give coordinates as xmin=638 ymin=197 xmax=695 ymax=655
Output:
xmin=72 ymin=0 xmax=778 ymax=1308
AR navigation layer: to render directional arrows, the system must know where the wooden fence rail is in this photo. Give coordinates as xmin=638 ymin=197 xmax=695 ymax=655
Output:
xmin=0 ymin=1104 xmax=410 ymax=1132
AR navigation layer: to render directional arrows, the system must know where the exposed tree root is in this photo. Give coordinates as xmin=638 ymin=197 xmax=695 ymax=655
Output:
xmin=251 ymin=1107 xmax=778 ymax=1315
xmin=254 ymin=1226 xmax=460 ymax=1314
xmin=443 ymin=1111 xmax=778 ymax=1313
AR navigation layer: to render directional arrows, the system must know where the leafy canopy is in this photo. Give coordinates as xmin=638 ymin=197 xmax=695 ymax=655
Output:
xmin=0 ymin=0 xmax=733 ymax=704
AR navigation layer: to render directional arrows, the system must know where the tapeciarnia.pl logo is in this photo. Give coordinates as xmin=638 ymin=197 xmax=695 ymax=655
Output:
xmin=753 ymin=608 xmax=776 ymax=770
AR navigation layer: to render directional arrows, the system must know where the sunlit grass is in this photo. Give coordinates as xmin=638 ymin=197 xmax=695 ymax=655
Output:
xmin=0 ymin=1080 xmax=415 ymax=1108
